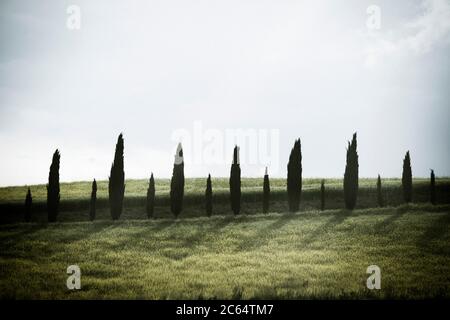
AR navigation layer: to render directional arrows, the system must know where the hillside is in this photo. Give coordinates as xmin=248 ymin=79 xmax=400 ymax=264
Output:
xmin=0 ymin=204 xmax=449 ymax=299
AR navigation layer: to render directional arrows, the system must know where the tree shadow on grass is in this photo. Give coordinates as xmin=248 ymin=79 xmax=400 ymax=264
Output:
xmin=0 ymin=222 xmax=121 ymax=257
xmin=373 ymin=206 xmax=408 ymax=233
xmin=233 ymin=211 xmax=349 ymax=252
xmin=416 ymin=212 xmax=450 ymax=254
xmin=68 ymin=223 xmax=120 ymax=241
xmin=234 ymin=213 xmax=298 ymax=251
xmin=179 ymin=217 xmax=234 ymax=249
xmin=265 ymin=213 xmax=296 ymax=230
xmin=0 ymin=222 xmax=103 ymax=260
xmin=104 ymin=217 xmax=234 ymax=256
xmin=299 ymin=209 xmax=350 ymax=247
xmin=0 ymin=223 xmax=47 ymax=251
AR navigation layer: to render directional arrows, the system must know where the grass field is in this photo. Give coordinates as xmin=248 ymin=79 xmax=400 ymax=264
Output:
xmin=0 ymin=204 xmax=449 ymax=299
xmin=0 ymin=178 xmax=449 ymax=299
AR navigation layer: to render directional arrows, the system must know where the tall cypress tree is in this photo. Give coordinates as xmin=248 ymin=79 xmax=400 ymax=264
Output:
xmin=109 ymin=134 xmax=125 ymax=220
xmin=263 ymin=167 xmax=270 ymax=214
xmin=402 ymin=151 xmax=412 ymax=203
xmin=25 ymin=187 xmax=32 ymax=222
xmin=205 ymin=174 xmax=213 ymax=217
xmin=47 ymin=149 xmax=60 ymax=222
xmin=147 ymin=173 xmax=156 ymax=218
xmin=430 ymin=169 xmax=436 ymax=205
xmin=89 ymin=179 xmax=97 ymax=221
xmin=320 ymin=179 xmax=325 ymax=211
xmin=287 ymin=139 xmax=302 ymax=212
xmin=377 ymin=174 xmax=384 ymax=207
xmin=229 ymin=146 xmax=241 ymax=215
xmin=343 ymin=133 xmax=358 ymax=210
xmin=170 ymin=143 xmax=185 ymax=218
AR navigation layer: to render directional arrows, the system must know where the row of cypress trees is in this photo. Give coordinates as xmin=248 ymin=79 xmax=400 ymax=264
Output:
xmin=24 ymin=133 xmax=438 ymax=222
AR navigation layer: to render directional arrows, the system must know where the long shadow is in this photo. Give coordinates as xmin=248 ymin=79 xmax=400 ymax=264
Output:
xmin=92 ymin=219 xmax=177 ymax=251
xmin=179 ymin=217 xmax=234 ymax=249
xmin=0 ymin=223 xmax=47 ymax=248
xmin=416 ymin=212 xmax=450 ymax=253
xmin=232 ymin=210 xmax=352 ymax=252
xmin=299 ymin=210 xmax=350 ymax=247
xmin=60 ymin=222 xmax=119 ymax=242
xmin=238 ymin=210 xmax=350 ymax=252
xmin=373 ymin=207 xmax=408 ymax=233
xmin=104 ymin=216 xmax=234 ymax=255
xmin=233 ymin=213 xmax=297 ymax=251
xmin=265 ymin=213 xmax=296 ymax=230
xmin=0 ymin=222 xmax=120 ymax=257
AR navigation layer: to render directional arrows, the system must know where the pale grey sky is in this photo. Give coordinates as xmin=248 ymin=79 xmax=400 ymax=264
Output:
xmin=0 ymin=0 xmax=449 ymax=186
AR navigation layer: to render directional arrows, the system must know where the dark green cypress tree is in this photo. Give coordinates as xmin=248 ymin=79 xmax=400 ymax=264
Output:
xmin=229 ymin=146 xmax=241 ymax=215
xmin=25 ymin=187 xmax=32 ymax=222
xmin=430 ymin=169 xmax=436 ymax=205
xmin=47 ymin=149 xmax=60 ymax=222
xmin=343 ymin=133 xmax=358 ymax=210
xmin=287 ymin=139 xmax=302 ymax=212
xmin=170 ymin=143 xmax=185 ymax=218
xmin=377 ymin=174 xmax=384 ymax=207
xmin=263 ymin=167 xmax=270 ymax=214
xmin=89 ymin=179 xmax=97 ymax=221
xmin=205 ymin=174 xmax=213 ymax=217
xmin=320 ymin=179 xmax=325 ymax=211
xmin=402 ymin=151 xmax=412 ymax=203
xmin=109 ymin=134 xmax=125 ymax=220
xmin=147 ymin=173 xmax=156 ymax=218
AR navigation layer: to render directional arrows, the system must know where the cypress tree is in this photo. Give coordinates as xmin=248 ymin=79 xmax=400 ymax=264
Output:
xmin=47 ymin=149 xmax=60 ymax=222
xmin=229 ymin=146 xmax=241 ymax=215
xmin=430 ymin=169 xmax=436 ymax=205
xmin=109 ymin=134 xmax=125 ymax=220
xmin=147 ymin=173 xmax=156 ymax=218
xmin=170 ymin=143 xmax=185 ymax=218
xmin=263 ymin=167 xmax=270 ymax=214
xmin=402 ymin=151 xmax=412 ymax=203
xmin=89 ymin=179 xmax=97 ymax=221
xmin=377 ymin=174 xmax=384 ymax=207
xmin=320 ymin=179 xmax=325 ymax=211
xmin=25 ymin=187 xmax=32 ymax=222
xmin=343 ymin=133 xmax=358 ymax=210
xmin=205 ymin=174 xmax=213 ymax=217
xmin=287 ymin=139 xmax=302 ymax=212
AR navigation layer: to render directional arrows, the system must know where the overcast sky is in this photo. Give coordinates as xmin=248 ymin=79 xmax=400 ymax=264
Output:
xmin=0 ymin=0 xmax=449 ymax=186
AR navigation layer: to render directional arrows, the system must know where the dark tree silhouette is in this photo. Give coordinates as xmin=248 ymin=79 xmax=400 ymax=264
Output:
xmin=229 ymin=146 xmax=241 ymax=215
xmin=170 ymin=143 xmax=185 ymax=218
xmin=320 ymin=179 xmax=325 ymax=211
xmin=205 ymin=174 xmax=213 ymax=217
xmin=109 ymin=134 xmax=125 ymax=220
xmin=287 ymin=139 xmax=302 ymax=212
xmin=24 ymin=187 xmax=32 ymax=222
xmin=430 ymin=169 xmax=436 ymax=205
xmin=377 ymin=174 xmax=384 ymax=207
xmin=47 ymin=149 xmax=60 ymax=222
xmin=402 ymin=151 xmax=412 ymax=203
xmin=263 ymin=167 xmax=270 ymax=214
xmin=89 ymin=179 xmax=97 ymax=221
xmin=343 ymin=133 xmax=358 ymax=210
xmin=147 ymin=173 xmax=156 ymax=218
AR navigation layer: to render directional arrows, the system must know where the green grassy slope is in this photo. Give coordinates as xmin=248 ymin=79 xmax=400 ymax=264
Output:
xmin=0 ymin=204 xmax=449 ymax=299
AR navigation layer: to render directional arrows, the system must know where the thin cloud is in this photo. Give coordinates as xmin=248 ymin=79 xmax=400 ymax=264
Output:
xmin=364 ymin=0 xmax=450 ymax=67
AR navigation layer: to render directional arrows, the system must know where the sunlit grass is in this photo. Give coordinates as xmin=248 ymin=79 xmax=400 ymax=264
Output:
xmin=0 ymin=203 xmax=449 ymax=299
